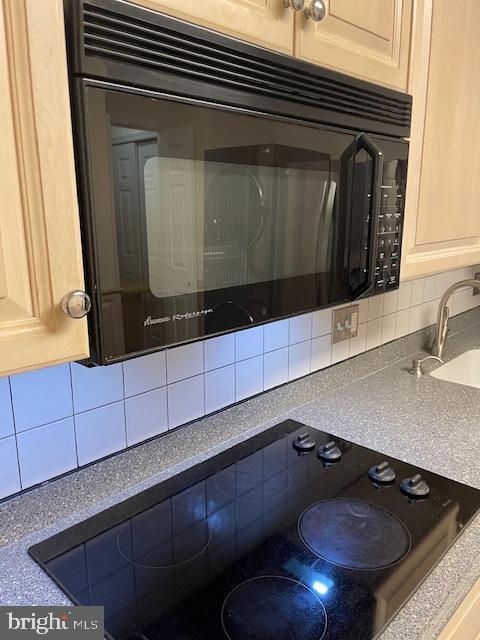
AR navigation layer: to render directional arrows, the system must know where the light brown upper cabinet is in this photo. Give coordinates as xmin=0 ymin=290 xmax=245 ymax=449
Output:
xmin=402 ymin=0 xmax=480 ymax=278
xmin=294 ymin=0 xmax=413 ymax=90
xmin=0 ymin=0 xmax=89 ymax=376
xmin=126 ymin=0 xmax=295 ymax=55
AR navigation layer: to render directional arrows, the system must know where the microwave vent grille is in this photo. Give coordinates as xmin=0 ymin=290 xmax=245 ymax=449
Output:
xmin=81 ymin=1 xmax=412 ymax=133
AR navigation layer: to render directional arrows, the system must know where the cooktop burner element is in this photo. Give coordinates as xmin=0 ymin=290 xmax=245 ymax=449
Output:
xmin=29 ymin=419 xmax=480 ymax=640
xmin=221 ymin=576 xmax=328 ymax=640
xmin=298 ymin=498 xmax=411 ymax=570
xmin=116 ymin=505 xmax=212 ymax=569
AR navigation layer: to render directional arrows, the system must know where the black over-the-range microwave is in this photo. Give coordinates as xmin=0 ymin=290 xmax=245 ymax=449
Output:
xmin=64 ymin=0 xmax=412 ymax=365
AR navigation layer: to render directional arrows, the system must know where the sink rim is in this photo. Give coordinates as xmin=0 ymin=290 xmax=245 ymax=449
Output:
xmin=429 ymin=348 xmax=480 ymax=390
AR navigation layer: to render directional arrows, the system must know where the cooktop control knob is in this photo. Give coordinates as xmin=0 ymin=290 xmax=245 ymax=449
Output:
xmin=293 ymin=432 xmax=316 ymax=452
xmin=318 ymin=440 xmax=342 ymax=462
xmin=400 ymin=474 xmax=430 ymax=498
xmin=368 ymin=461 xmax=396 ymax=484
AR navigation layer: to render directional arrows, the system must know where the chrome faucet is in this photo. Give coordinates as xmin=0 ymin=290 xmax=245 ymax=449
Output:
xmin=432 ymin=278 xmax=480 ymax=359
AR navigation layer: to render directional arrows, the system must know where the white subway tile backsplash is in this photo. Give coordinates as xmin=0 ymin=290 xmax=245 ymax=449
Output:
xmin=123 ymin=351 xmax=166 ymax=398
xmin=444 ymin=269 xmax=457 ymax=290
xmin=382 ymin=290 xmax=398 ymax=316
xmin=357 ymin=299 xmax=369 ymax=324
xmin=381 ymin=313 xmax=397 ymax=345
xmin=349 ymin=323 xmax=367 ymax=357
xmin=455 ymin=267 xmax=472 ymax=283
xmin=235 ymin=326 xmax=263 ymax=361
xmin=264 ymin=319 xmax=289 ymax=352
xmin=0 ymin=378 xmax=14 ymax=439
xmin=288 ymin=341 xmax=311 ymax=380
xmin=204 ymin=334 xmax=235 ymax=371
xmin=311 ymin=335 xmax=332 ymax=371
xmin=11 ymin=364 xmax=73 ymax=432
xmin=397 ymin=281 xmax=412 ymax=310
xmin=71 ymin=362 xmax=123 ymax=414
xmin=236 ymin=356 xmax=263 ymax=401
xmin=332 ymin=340 xmax=350 ymax=364
xmin=366 ymin=318 xmax=382 ymax=350
xmin=0 ymin=264 xmax=477 ymax=502
xmin=368 ymin=295 xmax=384 ymax=321
xmin=0 ymin=437 xmax=20 ymax=498
xmin=168 ymin=375 xmax=205 ymax=428
xmin=125 ymin=387 xmax=168 ymax=446
xmin=75 ymin=402 xmax=126 ymax=466
xmin=408 ymin=305 xmax=423 ymax=334
xmin=395 ymin=308 xmax=410 ymax=338
xmin=450 ymin=291 xmax=462 ymax=316
xmin=411 ymin=278 xmax=425 ymax=307
xmin=205 ymin=365 xmax=235 ymax=414
xmin=422 ymin=275 xmax=437 ymax=303
xmin=289 ymin=313 xmax=312 ymax=344
xmin=312 ymin=308 xmax=332 ymax=338
xmin=458 ymin=289 xmax=472 ymax=314
xmin=433 ymin=272 xmax=449 ymax=300
xmin=166 ymin=342 xmax=204 ymax=384
xmin=263 ymin=348 xmax=289 ymax=391
xmin=421 ymin=299 xmax=439 ymax=328
xmin=17 ymin=417 xmax=77 ymax=489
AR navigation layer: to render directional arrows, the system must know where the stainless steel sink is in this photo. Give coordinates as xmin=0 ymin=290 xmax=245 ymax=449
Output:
xmin=430 ymin=349 xmax=480 ymax=389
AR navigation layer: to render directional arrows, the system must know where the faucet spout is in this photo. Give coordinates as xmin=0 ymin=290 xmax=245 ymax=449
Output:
xmin=432 ymin=278 xmax=480 ymax=359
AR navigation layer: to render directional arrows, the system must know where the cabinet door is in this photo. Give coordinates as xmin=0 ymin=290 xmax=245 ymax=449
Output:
xmin=295 ymin=0 xmax=412 ymax=90
xmin=437 ymin=579 xmax=480 ymax=640
xmin=402 ymin=0 xmax=480 ymax=278
xmin=0 ymin=0 xmax=89 ymax=376
xmin=126 ymin=0 xmax=294 ymax=54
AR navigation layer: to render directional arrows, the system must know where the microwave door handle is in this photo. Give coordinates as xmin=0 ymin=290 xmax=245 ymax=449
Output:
xmin=350 ymin=133 xmax=383 ymax=300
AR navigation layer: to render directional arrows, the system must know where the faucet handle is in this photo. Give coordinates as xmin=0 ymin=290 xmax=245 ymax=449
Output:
xmin=412 ymin=355 xmax=443 ymax=377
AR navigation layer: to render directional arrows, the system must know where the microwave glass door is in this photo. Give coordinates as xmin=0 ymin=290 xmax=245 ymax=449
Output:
xmin=83 ymin=87 xmax=374 ymax=361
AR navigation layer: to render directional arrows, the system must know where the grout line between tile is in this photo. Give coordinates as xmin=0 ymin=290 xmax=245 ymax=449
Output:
xmin=69 ymin=364 xmax=80 ymax=468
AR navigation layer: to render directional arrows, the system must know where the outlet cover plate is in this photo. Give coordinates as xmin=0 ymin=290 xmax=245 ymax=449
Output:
xmin=332 ymin=304 xmax=359 ymax=344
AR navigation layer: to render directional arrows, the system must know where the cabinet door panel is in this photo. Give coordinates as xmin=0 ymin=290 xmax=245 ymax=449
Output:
xmin=402 ymin=1 xmax=480 ymax=278
xmin=0 ymin=0 xmax=88 ymax=376
xmin=295 ymin=0 xmax=412 ymax=90
xmin=416 ymin=0 xmax=480 ymax=244
xmin=126 ymin=0 xmax=294 ymax=54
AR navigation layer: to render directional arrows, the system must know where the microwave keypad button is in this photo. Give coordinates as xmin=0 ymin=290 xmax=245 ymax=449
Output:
xmin=386 ymin=278 xmax=397 ymax=289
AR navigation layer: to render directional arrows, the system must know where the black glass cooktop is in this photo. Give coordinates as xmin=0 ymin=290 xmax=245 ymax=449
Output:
xmin=29 ymin=420 xmax=480 ymax=640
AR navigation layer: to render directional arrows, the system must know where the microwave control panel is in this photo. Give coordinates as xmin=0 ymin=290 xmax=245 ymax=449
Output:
xmin=373 ymin=183 xmax=404 ymax=293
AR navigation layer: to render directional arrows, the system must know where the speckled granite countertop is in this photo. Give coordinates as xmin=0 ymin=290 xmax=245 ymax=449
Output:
xmin=1 ymin=308 xmax=479 ymax=640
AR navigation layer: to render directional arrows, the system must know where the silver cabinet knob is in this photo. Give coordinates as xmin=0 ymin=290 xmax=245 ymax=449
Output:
xmin=305 ymin=0 xmax=327 ymax=21
xmin=283 ymin=0 xmax=305 ymax=10
xmin=61 ymin=290 xmax=91 ymax=319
